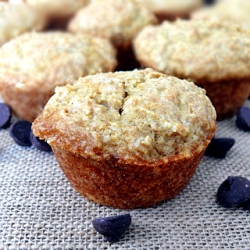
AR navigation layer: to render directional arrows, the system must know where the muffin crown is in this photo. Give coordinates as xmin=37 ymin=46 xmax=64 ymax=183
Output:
xmin=133 ymin=19 xmax=250 ymax=82
xmin=68 ymin=0 xmax=157 ymax=47
xmin=0 ymin=31 xmax=117 ymax=92
xmin=32 ymin=69 xmax=216 ymax=164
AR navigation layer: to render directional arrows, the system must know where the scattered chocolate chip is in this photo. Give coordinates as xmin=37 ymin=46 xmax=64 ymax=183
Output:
xmin=92 ymin=214 xmax=132 ymax=243
xmin=217 ymin=176 xmax=250 ymax=208
xmin=30 ymin=131 xmax=52 ymax=152
xmin=9 ymin=120 xmax=32 ymax=146
xmin=236 ymin=106 xmax=250 ymax=132
xmin=242 ymin=198 xmax=250 ymax=211
xmin=203 ymin=0 xmax=216 ymax=5
xmin=204 ymin=137 xmax=235 ymax=158
xmin=0 ymin=103 xmax=12 ymax=128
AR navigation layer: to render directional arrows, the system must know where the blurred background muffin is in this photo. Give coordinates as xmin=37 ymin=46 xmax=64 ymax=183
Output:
xmin=134 ymin=0 xmax=203 ymax=21
xmin=68 ymin=0 xmax=158 ymax=70
xmin=0 ymin=1 xmax=46 ymax=46
xmin=133 ymin=18 xmax=250 ymax=120
xmin=192 ymin=0 xmax=250 ymax=31
xmin=13 ymin=0 xmax=90 ymax=29
xmin=0 ymin=32 xmax=117 ymax=121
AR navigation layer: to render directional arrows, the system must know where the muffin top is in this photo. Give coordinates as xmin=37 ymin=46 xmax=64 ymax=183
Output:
xmin=134 ymin=0 xmax=202 ymax=17
xmin=0 ymin=31 xmax=117 ymax=92
xmin=68 ymin=0 xmax=157 ymax=48
xmin=0 ymin=2 xmax=46 ymax=46
xmin=192 ymin=0 xmax=250 ymax=31
xmin=23 ymin=0 xmax=89 ymax=18
xmin=133 ymin=19 xmax=250 ymax=83
xmin=32 ymin=68 xmax=216 ymax=165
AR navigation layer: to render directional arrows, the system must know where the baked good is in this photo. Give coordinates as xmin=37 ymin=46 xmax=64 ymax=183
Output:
xmin=0 ymin=31 xmax=117 ymax=122
xmin=134 ymin=0 xmax=203 ymax=21
xmin=68 ymin=0 xmax=157 ymax=70
xmin=0 ymin=2 xmax=46 ymax=46
xmin=192 ymin=0 xmax=250 ymax=31
xmin=133 ymin=19 xmax=250 ymax=120
xmin=32 ymin=68 xmax=216 ymax=209
xmin=23 ymin=0 xmax=89 ymax=29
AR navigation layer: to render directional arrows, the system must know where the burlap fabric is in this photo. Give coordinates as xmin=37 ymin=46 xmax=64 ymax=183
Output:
xmin=0 ymin=97 xmax=250 ymax=250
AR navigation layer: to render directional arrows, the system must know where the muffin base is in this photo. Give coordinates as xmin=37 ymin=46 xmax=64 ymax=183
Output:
xmin=53 ymin=146 xmax=206 ymax=209
xmin=198 ymin=79 xmax=250 ymax=120
xmin=0 ymin=84 xmax=53 ymax=122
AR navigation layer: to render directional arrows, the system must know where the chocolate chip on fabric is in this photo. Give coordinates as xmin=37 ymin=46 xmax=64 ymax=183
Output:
xmin=92 ymin=214 xmax=132 ymax=243
xmin=204 ymin=137 xmax=235 ymax=159
xmin=0 ymin=103 xmax=12 ymax=128
xmin=236 ymin=106 xmax=250 ymax=132
xmin=30 ymin=131 xmax=52 ymax=152
xmin=242 ymin=198 xmax=250 ymax=211
xmin=217 ymin=176 xmax=250 ymax=208
xmin=9 ymin=120 xmax=32 ymax=146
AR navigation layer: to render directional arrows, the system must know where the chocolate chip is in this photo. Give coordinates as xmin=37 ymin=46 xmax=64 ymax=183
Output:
xmin=242 ymin=198 xmax=250 ymax=211
xmin=203 ymin=0 xmax=217 ymax=5
xmin=204 ymin=137 xmax=235 ymax=158
xmin=0 ymin=103 xmax=12 ymax=128
xmin=236 ymin=106 xmax=250 ymax=132
xmin=217 ymin=176 xmax=250 ymax=208
xmin=92 ymin=214 xmax=132 ymax=243
xmin=9 ymin=120 xmax=32 ymax=146
xmin=30 ymin=131 xmax=52 ymax=152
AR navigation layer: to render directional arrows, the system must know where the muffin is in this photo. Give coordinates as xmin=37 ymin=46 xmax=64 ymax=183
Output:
xmin=0 ymin=2 xmax=46 ymax=46
xmin=23 ymin=0 xmax=89 ymax=29
xmin=133 ymin=19 xmax=250 ymax=120
xmin=0 ymin=31 xmax=117 ymax=122
xmin=68 ymin=0 xmax=157 ymax=70
xmin=134 ymin=0 xmax=203 ymax=21
xmin=32 ymin=68 xmax=216 ymax=209
xmin=192 ymin=0 xmax=250 ymax=31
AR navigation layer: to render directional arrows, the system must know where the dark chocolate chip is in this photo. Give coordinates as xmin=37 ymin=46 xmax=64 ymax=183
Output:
xmin=242 ymin=198 xmax=250 ymax=211
xmin=92 ymin=214 xmax=131 ymax=243
xmin=217 ymin=176 xmax=250 ymax=208
xmin=203 ymin=0 xmax=217 ymax=5
xmin=0 ymin=103 xmax=12 ymax=128
xmin=205 ymin=137 xmax=235 ymax=158
xmin=9 ymin=120 xmax=32 ymax=146
xmin=30 ymin=131 xmax=52 ymax=152
xmin=236 ymin=106 xmax=250 ymax=132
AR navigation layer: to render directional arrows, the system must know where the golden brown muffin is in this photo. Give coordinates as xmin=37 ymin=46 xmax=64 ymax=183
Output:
xmin=133 ymin=19 xmax=250 ymax=120
xmin=0 ymin=31 xmax=117 ymax=122
xmin=134 ymin=0 xmax=203 ymax=21
xmin=0 ymin=2 xmax=46 ymax=46
xmin=192 ymin=0 xmax=250 ymax=31
xmin=68 ymin=0 xmax=157 ymax=70
xmin=32 ymin=68 xmax=216 ymax=209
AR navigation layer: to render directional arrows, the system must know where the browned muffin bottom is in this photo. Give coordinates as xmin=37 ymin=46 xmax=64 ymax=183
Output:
xmin=52 ymin=145 xmax=206 ymax=209
xmin=32 ymin=68 xmax=216 ymax=209
xmin=198 ymin=79 xmax=250 ymax=120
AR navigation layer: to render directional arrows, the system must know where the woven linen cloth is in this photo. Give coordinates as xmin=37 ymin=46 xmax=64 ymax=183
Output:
xmin=0 ymin=96 xmax=250 ymax=250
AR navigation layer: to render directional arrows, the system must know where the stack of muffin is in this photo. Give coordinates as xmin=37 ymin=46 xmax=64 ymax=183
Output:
xmin=0 ymin=0 xmax=249 ymax=208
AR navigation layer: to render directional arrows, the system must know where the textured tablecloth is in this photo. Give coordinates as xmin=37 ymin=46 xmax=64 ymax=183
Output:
xmin=0 ymin=97 xmax=250 ymax=250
